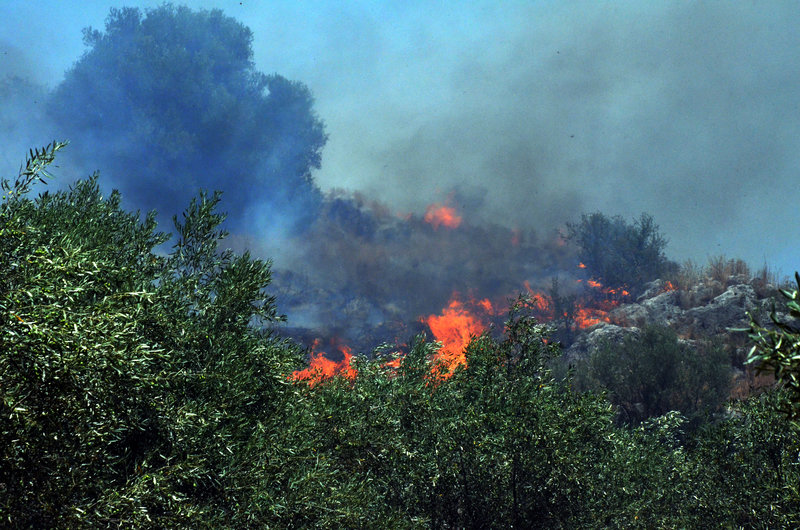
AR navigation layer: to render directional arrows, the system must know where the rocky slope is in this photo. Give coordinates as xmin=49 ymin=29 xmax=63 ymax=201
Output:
xmin=564 ymin=276 xmax=797 ymax=397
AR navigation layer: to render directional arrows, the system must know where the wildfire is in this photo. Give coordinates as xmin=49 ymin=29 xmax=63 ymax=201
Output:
xmin=574 ymin=307 xmax=611 ymax=329
xmin=290 ymin=338 xmax=358 ymax=387
xmin=422 ymin=295 xmax=494 ymax=378
xmin=524 ymin=274 xmax=629 ymax=329
xmin=523 ymin=281 xmax=554 ymax=317
xmin=382 ymin=355 xmax=403 ymax=370
xmin=585 ymin=277 xmax=630 ymax=299
xmin=423 ymin=203 xmax=462 ymax=229
xmin=289 ymin=227 xmax=647 ymax=385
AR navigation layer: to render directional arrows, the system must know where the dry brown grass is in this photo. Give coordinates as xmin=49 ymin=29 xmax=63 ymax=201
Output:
xmin=666 ymin=259 xmax=716 ymax=308
xmin=663 ymin=256 xmax=792 ymax=308
xmin=667 ymin=259 xmax=703 ymax=292
xmin=707 ymin=255 xmax=750 ymax=286
xmin=751 ymin=262 xmax=784 ymax=299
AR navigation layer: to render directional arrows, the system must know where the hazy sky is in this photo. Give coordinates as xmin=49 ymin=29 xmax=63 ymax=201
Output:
xmin=2 ymin=1 xmax=800 ymax=276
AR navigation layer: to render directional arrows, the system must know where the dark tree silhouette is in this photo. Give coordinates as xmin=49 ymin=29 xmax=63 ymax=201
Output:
xmin=47 ymin=4 xmax=327 ymax=234
xmin=566 ymin=211 xmax=677 ymax=294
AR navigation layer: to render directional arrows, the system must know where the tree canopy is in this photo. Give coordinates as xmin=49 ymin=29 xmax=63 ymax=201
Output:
xmin=566 ymin=212 xmax=677 ymax=294
xmin=47 ymin=4 xmax=327 ymax=235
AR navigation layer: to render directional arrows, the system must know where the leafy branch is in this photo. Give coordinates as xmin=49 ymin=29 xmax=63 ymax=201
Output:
xmin=2 ymin=141 xmax=69 ymax=202
xmin=746 ymin=271 xmax=800 ymax=427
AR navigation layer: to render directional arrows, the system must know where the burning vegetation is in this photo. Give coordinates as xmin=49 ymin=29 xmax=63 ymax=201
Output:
xmin=282 ymin=193 xmax=789 ymax=405
xmin=289 ymin=338 xmax=358 ymax=387
xmin=5 ymin=143 xmax=797 ymax=528
xmin=281 ymin=192 xmax=680 ymax=386
xmin=422 ymin=295 xmax=496 ymax=378
xmin=423 ymin=202 xmax=462 ymax=229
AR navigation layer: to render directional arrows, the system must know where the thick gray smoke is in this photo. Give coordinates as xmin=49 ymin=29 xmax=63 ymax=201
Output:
xmin=250 ymin=2 xmax=800 ymax=272
xmin=2 ymin=1 xmax=800 ymax=299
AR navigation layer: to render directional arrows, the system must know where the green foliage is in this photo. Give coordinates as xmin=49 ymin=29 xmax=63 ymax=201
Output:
xmin=275 ymin=300 xmax=626 ymax=527
xmin=1 ymin=141 xmax=68 ymax=201
xmin=2 ymin=145 xmax=798 ymax=526
xmin=274 ymin=303 xmax=799 ymax=527
xmin=0 ymin=145 xmax=301 ymax=526
xmin=576 ymin=325 xmax=732 ymax=427
xmin=686 ymin=389 xmax=800 ymax=527
xmin=747 ymin=271 xmax=800 ymax=428
xmin=566 ymin=212 xmax=677 ymax=294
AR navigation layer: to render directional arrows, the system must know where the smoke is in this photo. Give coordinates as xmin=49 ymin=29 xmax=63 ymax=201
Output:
xmin=247 ymin=1 xmax=800 ymax=271
xmin=2 ymin=2 xmax=800 ymax=353
xmin=5 ymin=2 xmax=800 ymax=270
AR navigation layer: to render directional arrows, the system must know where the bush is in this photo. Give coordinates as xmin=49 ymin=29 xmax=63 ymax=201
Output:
xmin=285 ymin=298 xmax=628 ymax=527
xmin=707 ymin=255 xmax=750 ymax=285
xmin=747 ymin=271 xmax=800 ymax=429
xmin=566 ymin=212 xmax=677 ymax=294
xmin=576 ymin=325 xmax=731 ymax=427
xmin=0 ymin=144 xmax=302 ymax=526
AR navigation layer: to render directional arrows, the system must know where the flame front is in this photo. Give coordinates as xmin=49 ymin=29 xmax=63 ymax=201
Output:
xmin=288 ymin=215 xmax=649 ymax=385
xmin=291 ymin=339 xmax=357 ymax=387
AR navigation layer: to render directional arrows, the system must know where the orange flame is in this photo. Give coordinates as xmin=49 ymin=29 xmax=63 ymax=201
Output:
xmin=383 ymin=355 xmax=403 ymax=370
xmin=424 ymin=203 xmax=462 ymax=229
xmin=523 ymin=277 xmax=627 ymax=330
xmin=574 ymin=307 xmax=611 ymax=329
xmin=522 ymin=281 xmax=554 ymax=317
xmin=290 ymin=338 xmax=358 ymax=387
xmin=476 ymin=297 xmax=494 ymax=314
xmin=573 ymin=276 xmax=632 ymax=327
xmin=423 ymin=295 xmax=492 ymax=378
xmin=583 ymin=277 xmax=631 ymax=301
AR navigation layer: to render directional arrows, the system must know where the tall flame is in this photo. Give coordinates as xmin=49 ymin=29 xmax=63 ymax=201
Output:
xmin=422 ymin=295 xmax=494 ymax=378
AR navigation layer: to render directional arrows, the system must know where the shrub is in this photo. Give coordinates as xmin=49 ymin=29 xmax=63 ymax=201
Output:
xmin=668 ymin=258 xmax=703 ymax=292
xmin=576 ymin=325 xmax=731 ymax=427
xmin=0 ymin=144 xmax=302 ymax=527
xmin=747 ymin=271 xmax=800 ymax=429
xmin=566 ymin=212 xmax=677 ymax=295
xmin=707 ymin=255 xmax=750 ymax=286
